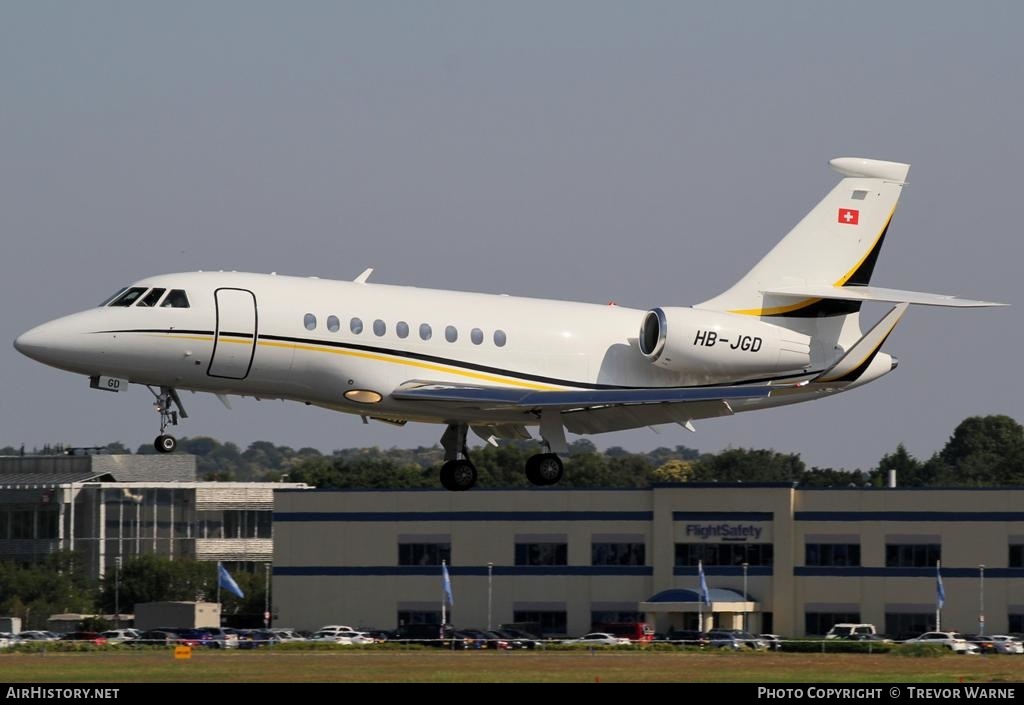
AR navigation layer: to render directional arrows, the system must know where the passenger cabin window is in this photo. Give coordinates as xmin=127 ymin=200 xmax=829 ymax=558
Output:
xmin=137 ymin=288 xmax=167 ymax=307
xmin=304 ymin=313 xmax=317 ymax=331
xmin=470 ymin=328 xmax=484 ymax=345
xmin=109 ymin=287 xmax=148 ymax=307
xmin=350 ymin=318 xmax=363 ymax=334
xmin=160 ymin=289 xmax=190 ymax=308
xmin=373 ymin=319 xmax=386 ymax=336
xmin=494 ymin=330 xmax=507 ymax=347
xmin=396 ymin=321 xmax=409 ymax=339
xmin=445 ymin=325 xmax=458 ymax=343
xmin=419 ymin=323 xmax=432 ymax=341
xmin=326 ymin=315 xmax=340 ymax=332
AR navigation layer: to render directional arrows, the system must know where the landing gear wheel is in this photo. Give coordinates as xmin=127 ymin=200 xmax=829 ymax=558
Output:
xmin=525 ymin=453 xmax=563 ymax=486
xmin=440 ymin=459 xmax=477 ymax=491
xmin=154 ymin=434 xmax=177 ymax=454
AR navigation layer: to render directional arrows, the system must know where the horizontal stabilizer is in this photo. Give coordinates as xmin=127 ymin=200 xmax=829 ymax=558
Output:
xmin=392 ymin=380 xmax=772 ymax=410
xmin=763 ymin=285 xmax=1006 ymax=308
xmin=815 ymin=303 xmax=908 ymax=383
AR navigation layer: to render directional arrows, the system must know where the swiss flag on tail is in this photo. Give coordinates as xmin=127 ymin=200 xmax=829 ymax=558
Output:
xmin=838 ymin=208 xmax=859 ymax=225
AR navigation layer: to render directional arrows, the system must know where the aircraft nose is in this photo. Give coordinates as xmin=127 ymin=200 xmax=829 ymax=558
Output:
xmin=14 ymin=323 xmax=54 ymax=361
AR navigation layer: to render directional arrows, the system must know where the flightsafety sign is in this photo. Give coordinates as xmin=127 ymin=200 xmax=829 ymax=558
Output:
xmin=684 ymin=523 xmax=769 ymax=542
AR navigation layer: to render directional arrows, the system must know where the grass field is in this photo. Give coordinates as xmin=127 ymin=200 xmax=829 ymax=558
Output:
xmin=0 ymin=650 xmax=1021 ymax=683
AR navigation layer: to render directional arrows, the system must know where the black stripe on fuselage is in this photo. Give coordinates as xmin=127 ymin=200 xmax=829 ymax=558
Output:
xmin=93 ymin=328 xmax=821 ymax=390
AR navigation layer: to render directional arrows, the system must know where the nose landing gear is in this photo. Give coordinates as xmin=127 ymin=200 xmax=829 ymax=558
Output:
xmin=148 ymin=386 xmax=188 ymax=454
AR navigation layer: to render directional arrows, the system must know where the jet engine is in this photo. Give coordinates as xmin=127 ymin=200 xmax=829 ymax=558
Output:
xmin=638 ymin=307 xmax=811 ymax=383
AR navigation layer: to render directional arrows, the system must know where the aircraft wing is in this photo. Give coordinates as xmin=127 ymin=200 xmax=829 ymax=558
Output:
xmin=390 ymin=380 xmax=773 ymax=412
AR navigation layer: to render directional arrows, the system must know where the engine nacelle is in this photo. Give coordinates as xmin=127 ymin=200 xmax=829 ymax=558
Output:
xmin=638 ymin=307 xmax=812 ymax=383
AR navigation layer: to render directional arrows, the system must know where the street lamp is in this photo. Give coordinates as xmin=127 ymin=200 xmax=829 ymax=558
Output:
xmin=114 ymin=556 xmax=122 ymax=630
xmin=979 ymin=564 xmax=985 ymax=635
xmin=741 ymin=562 xmax=749 ymax=633
xmin=487 ymin=562 xmax=494 ymax=631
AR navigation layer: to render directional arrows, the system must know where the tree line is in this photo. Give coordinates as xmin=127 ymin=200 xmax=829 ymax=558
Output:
xmin=3 ymin=414 xmax=1022 ymax=488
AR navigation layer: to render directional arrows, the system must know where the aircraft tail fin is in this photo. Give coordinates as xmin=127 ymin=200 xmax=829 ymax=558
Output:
xmin=696 ymin=157 xmax=910 ymax=318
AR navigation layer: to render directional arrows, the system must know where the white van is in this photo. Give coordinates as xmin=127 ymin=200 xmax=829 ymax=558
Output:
xmin=825 ymin=623 xmax=877 ymax=639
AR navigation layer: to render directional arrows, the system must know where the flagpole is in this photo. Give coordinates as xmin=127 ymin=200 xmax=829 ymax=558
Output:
xmin=936 ymin=559 xmax=942 ymax=631
xmin=697 ymin=559 xmax=703 ymax=632
xmin=441 ymin=559 xmax=447 ymax=629
xmin=216 ymin=560 xmax=221 ymax=607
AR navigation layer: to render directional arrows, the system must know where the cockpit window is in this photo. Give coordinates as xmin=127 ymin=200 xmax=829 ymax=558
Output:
xmin=160 ymin=290 xmax=190 ymax=308
xmin=99 ymin=288 xmax=127 ymax=307
xmin=136 ymin=288 xmax=167 ymax=307
xmin=108 ymin=287 xmax=148 ymax=307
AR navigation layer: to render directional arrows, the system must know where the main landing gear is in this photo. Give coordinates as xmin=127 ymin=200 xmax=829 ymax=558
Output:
xmin=437 ymin=411 xmax=568 ymax=491
xmin=439 ymin=423 xmax=478 ymax=492
xmin=149 ymin=386 xmax=188 ymax=454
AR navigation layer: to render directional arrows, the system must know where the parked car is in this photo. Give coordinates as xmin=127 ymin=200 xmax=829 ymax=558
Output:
xmin=16 ymin=631 xmax=59 ymax=642
xmin=493 ymin=628 xmax=542 ymax=649
xmin=842 ymin=633 xmax=893 ymax=644
xmin=130 ymin=630 xmax=198 ymax=647
xmin=758 ymin=633 xmax=783 ymax=651
xmin=458 ymin=628 xmax=510 ymax=650
xmin=269 ymin=628 xmax=307 ymax=642
xmin=705 ymin=629 xmax=769 ymax=651
xmin=904 ymin=631 xmax=979 ymax=654
xmin=100 ymin=629 xmax=140 ymax=644
xmin=825 ymin=623 xmax=877 ymax=639
xmin=562 ymin=632 xmax=631 ymax=646
xmin=199 ymin=627 xmax=240 ymax=649
xmin=988 ymin=635 xmax=1024 ymax=655
xmin=238 ymin=630 xmax=283 ymax=649
xmin=309 ymin=630 xmax=354 ymax=645
xmin=963 ymin=634 xmax=997 ymax=654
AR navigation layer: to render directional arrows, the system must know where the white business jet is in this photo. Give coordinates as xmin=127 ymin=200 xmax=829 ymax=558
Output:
xmin=14 ymin=158 xmax=1003 ymax=491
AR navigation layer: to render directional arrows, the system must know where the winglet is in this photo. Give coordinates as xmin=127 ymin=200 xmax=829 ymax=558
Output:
xmin=815 ymin=303 xmax=908 ymax=383
xmin=354 ymin=268 xmax=374 ymax=284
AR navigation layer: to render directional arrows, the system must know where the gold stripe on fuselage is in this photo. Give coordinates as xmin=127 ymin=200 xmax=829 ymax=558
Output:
xmin=154 ymin=332 xmax=560 ymax=391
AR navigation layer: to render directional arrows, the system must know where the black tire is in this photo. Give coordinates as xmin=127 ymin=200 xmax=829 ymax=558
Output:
xmin=154 ymin=434 xmax=177 ymax=453
xmin=525 ymin=453 xmax=563 ymax=486
xmin=439 ymin=459 xmax=477 ymax=491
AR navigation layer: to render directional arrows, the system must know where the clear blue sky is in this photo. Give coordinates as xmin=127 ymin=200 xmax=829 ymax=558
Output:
xmin=2 ymin=2 xmax=1020 ymax=470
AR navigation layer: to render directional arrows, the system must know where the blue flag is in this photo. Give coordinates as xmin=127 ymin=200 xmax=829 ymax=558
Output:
xmin=936 ymin=563 xmax=945 ymax=610
xmin=218 ymin=562 xmax=245 ymax=599
xmin=441 ymin=561 xmax=454 ymax=606
xmin=698 ymin=560 xmax=710 ymax=604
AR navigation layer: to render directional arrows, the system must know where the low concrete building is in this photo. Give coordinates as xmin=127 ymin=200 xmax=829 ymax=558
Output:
xmin=273 ymin=484 xmax=1024 ymax=638
xmin=0 ymin=453 xmax=307 ymax=579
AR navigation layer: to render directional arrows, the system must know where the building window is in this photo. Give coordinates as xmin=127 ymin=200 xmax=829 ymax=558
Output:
xmin=11 ymin=510 xmax=34 ymax=539
xmin=885 ymin=544 xmax=941 ymax=568
xmin=591 ymin=611 xmax=644 ymax=629
xmin=222 ymin=510 xmax=272 ymax=539
xmin=513 ymin=610 xmax=567 ymax=636
xmin=674 ymin=543 xmax=773 ymax=566
xmin=303 ymin=313 xmax=316 ymax=331
xmin=591 ymin=542 xmax=645 ymax=566
xmin=419 ymin=323 xmax=432 ymax=341
xmin=445 ymin=325 xmax=458 ymax=343
xmin=515 ymin=542 xmax=567 ymax=566
xmin=1010 ymin=544 xmax=1023 ymax=568
xmin=398 ymin=543 xmax=451 ymax=566
xmin=350 ymin=317 xmax=363 ymax=334
xmin=397 ymin=610 xmax=442 ymax=626
xmin=373 ymin=319 xmax=386 ymax=336
xmin=326 ymin=315 xmax=340 ymax=332
xmin=1010 ymin=614 xmax=1024 ymax=633
xmin=396 ymin=321 xmax=409 ymax=339
xmin=494 ymin=330 xmax=507 ymax=347
xmin=805 ymin=611 xmax=860 ymax=636
xmin=885 ymin=613 xmax=935 ymax=640
xmin=805 ymin=543 xmax=861 ymax=566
